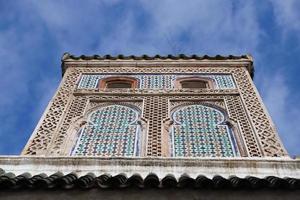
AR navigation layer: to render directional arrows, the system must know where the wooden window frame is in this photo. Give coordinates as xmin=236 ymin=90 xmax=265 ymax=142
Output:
xmin=175 ymin=77 xmax=214 ymax=89
xmin=99 ymin=77 xmax=138 ymax=89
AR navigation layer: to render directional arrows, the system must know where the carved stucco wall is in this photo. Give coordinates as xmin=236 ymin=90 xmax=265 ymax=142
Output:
xmin=21 ymin=64 xmax=287 ymax=157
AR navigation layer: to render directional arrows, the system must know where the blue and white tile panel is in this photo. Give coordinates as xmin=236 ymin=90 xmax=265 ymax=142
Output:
xmin=77 ymin=74 xmax=236 ymax=89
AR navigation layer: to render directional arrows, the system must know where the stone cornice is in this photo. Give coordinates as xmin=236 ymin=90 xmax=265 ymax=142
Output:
xmin=0 ymin=156 xmax=298 ymax=179
xmin=73 ymin=89 xmax=240 ymax=96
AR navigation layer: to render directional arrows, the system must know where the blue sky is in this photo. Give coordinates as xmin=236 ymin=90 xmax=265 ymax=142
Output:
xmin=0 ymin=0 xmax=299 ymax=156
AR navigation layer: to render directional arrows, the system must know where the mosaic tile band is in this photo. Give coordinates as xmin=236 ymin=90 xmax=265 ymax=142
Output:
xmin=77 ymin=74 xmax=236 ymax=89
xmin=170 ymin=104 xmax=237 ymax=157
xmin=71 ymin=105 xmax=141 ymax=156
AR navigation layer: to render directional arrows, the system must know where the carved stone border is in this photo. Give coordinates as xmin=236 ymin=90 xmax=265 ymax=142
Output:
xmin=232 ymin=68 xmax=288 ymax=157
xmin=22 ymin=66 xmax=287 ymax=158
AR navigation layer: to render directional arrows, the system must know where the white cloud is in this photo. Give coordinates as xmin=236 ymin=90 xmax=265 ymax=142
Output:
xmin=139 ymin=0 xmax=261 ymax=54
xmin=269 ymin=0 xmax=300 ymax=32
xmin=13 ymin=0 xmax=262 ymax=56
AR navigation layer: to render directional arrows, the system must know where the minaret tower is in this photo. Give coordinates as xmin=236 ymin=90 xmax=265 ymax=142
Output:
xmin=22 ymin=53 xmax=287 ymax=158
xmin=0 ymin=54 xmax=298 ymax=198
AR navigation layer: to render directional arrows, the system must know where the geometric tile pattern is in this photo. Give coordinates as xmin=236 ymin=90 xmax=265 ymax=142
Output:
xmin=71 ymin=105 xmax=140 ymax=157
xmin=207 ymin=75 xmax=235 ymax=89
xmin=233 ymin=69 xmax=287 ymax=156
xmin=135 ymin=75 xmax=176 ymax=89
xmin=143 ymin=96 xmax=169 ymax=156
xmin=23 ymin=69 xmax=82 ymax=155
xmin=170 ymin=104 xmax=237 ymax=157
xmin=77 ymin=74 xmax=103 ymax=89
xmin=225 ymin=96 xmax=262 ymax=157
xmin=77 ymin=74 xmax=236 ymax=89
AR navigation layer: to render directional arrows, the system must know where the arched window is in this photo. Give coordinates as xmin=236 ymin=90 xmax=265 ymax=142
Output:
xmin=170 ymin=104 xmax=238 ymax=157
xmin=180 ymin=80 xmax=208 ymax=88
xmin=175 ymin=77 xmax=214 ymax=89
xmin=71 ymin=105 xmax=142 ymax=156
xmin=99 ymin=77 xmax=138 ymax=89
xmin=106 ymin=81 xmax=132 ymax=88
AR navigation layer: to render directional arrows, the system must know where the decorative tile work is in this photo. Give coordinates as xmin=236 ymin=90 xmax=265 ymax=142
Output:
xmin=143 ymin=96 xmax=168 ymax=156
xmin=23 ymin=68 xmax=82 ymax=155
xmin=23 ymin=66 xmax=286 ymax=157
xmin=170 ymin=104 xmax=237 ymax=157
xmin=77 ymin=74 xmax=103 ymax=89
xmin=50 ymin=95 xmax=87 ymax=154
xmin=136 ymin=75 xmax=176 ymax=89
xmin=206 ymin=75 xmax=236 ymax=89
xmin=88 ymin=101 xmax=143 ymax=114
xmin=225 ymin=96 xmax=262 ymax=156
xmin=71 ymin=105 xmax=140 ymax=156
xmin=170 ymin=100 xmax=226 ymax=111
xmin=47 ymin=94 xmax=257 ymax=157
xmin=77 ymin=74 xmax=236 ymax=89
xmin=233 ymin=68 xmax=287 ymax=156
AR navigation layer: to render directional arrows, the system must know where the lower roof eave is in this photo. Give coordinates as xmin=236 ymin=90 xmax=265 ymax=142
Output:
xmin=0 ymin=156 xmax=299 ymax=179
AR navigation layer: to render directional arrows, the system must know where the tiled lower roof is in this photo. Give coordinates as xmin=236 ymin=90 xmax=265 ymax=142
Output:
xmin=0 ymin=171 xmax=299 ymax=190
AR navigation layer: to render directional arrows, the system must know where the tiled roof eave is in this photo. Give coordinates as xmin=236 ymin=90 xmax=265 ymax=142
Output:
xmin=60 ymin=53 xmax=254 ymax=78
xmin=61 ymin=53 xmax=252 ymax=61
xmin=0 ymin=171 xmax=299 ymax=190
xmin=0 ymin=156 xmax=299 ymax=190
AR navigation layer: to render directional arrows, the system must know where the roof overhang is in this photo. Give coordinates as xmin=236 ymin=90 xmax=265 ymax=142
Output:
xmin=0 ymin=156 xmax=299 ymax=190
xmin=61 ymin=53 xmax=254 ymax=78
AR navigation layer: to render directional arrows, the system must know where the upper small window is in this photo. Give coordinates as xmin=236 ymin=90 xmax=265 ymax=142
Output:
xmin=99 ymin=77 xmax=138 ymax=89
xmin=175 ymin=77 xmax=213 ymax=89
xmin=106 ymin=81 xmax=133 ymax=88
xmin=180 ymin=80 xmax=208 ymax=89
